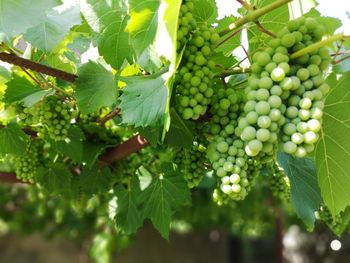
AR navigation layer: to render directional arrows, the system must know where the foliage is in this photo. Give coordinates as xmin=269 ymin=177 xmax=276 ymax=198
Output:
xmin=0 ymin=1 xmax=350 ymax=262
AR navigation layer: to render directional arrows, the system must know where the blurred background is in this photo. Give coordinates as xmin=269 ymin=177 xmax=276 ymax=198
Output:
xmin=0 ymin=184 xmax=350 ymax=263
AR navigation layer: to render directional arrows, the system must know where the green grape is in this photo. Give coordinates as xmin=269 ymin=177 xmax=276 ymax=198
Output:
xmin=17 ymin=95 xmax=75 ymax=141
xmin=12 ymin=140 xmax=43 ymax=183
xmin=175 ymin=18 xmax=218 ymax=120
xmin=318 ymin=205 xmax=347 ymax=235
xmin=269 ymin=164 xmax=290 ymax=201
xmin=207 ymin=87 xmax=261 ymax=202
xmin=252 ymin=17 xmax=331 ymax=157
xmin=174 ymin=140 xmax=208 ymax=188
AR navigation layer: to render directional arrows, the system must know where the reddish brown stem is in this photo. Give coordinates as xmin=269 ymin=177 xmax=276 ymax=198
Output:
xmin=216 ymin=28 xmax=243 ymax=47
xmin=99 ymin=135 xmax=149 ymax=164
xmin=20 ymin=67 xmax=46 ymax=90
xmin=0 ymin=52 xmax=77 ymax=82
xmin=0 ymin=172 xmax=25 ymax=184
xmin=255 ymin=21 xmax=276 ymax=38
xmin=98 ymin=108 xmax=121 ymax=126
xmin=334 ymin=54 xmax=350 ymax=64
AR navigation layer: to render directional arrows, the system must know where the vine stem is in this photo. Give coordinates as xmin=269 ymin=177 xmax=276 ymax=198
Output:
xmin=290 ymin=33 xmax=345 ymax=59
xmin=215 ymin=67 xmax=251 ymax=78
xmin=98 ymin=107 xmax=121 ymax=126
xmin=0 ymin=52 xmax=77 ymax=82
xmin=0 ymin=172 xmax=23 ymax=183
xmin=219 ymin=0 xmax=292 ymax=36
xmin=99 ymin=135 xmax=149 ymax=164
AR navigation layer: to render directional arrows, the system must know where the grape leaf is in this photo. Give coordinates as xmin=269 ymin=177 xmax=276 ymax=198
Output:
xmin=164 ymin=108 xmax=194 ymax=148
xmin=215 ymin=16 xmax=242 ymax=56
xmin=52 ymin=127 xmax=85 ymax=164
xmin=24 ymin=4 xmax=81 ymax=52
xmin=277 ymin=152 xmax=322 ymax=229
xmin=0 ymin=66 xmax=11 ymax=84
xmin=192 ymin=0 xmax=217 ymax=24
xmin=140 ymin=163 xmax=191 ymax=239
xmin=126 ymin=0 xmax=161 ymax=57
xmin=77 ymin=166 xmax=114 ymax=196
xmin=315 ymin=73 xmax=350 ymax=216
xmin=21 ymin=89 xmax=55 ymax=107
xmin=114 ymin=176 xmax=144 ymax=234
xmin=82 ymin=142 xmax=107 ymax=169
xmin=75 ymin=61 xmax=118 ymax=114
xmin=119 ymin=69 xmax=170 ymax=127
xmin=80 ymin=0 xmax=133 ymax=69
xmin=0 ymin=0 xmax=56 ymax=38
xmin=4 ymin=75 xmax=41 ymax=104
xmin=37 ymin=163 xmax=72 ymax=196
xmin=0 ymin=124 xmax=29 ymax=156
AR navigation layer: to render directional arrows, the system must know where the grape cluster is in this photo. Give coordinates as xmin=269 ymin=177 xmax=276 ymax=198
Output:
xmin=175 ymin=5 xmax=221 ymax=120
xmin=241 ymin=17 xmax=330 ymax=157
xmin=18 ymin=96 xmax=75 ymax=141
xmin=174 ymin=141 xmax=207 ymax=188
xmin=207 ymin=87 xmax=261 ymax=203
xmin=318 ymin=205 xmax=345 ymax=234
xmin=176 ymin=0 xmax=196 ymax=50
xmin=269 ymin=164 xmax=290 ymax=201
xmin=12 ymin=140 xmax=43 ymax=183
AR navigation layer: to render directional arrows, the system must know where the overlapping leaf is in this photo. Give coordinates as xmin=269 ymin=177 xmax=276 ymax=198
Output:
xmin=0 ymin=124 xmax=29 ymax=156
xmin=0 ymin=0 xmax=56 ymax=38
xmin=37 ymin=164 xmax=72 ymax=196
xmin=4 ymin=75 xmax=41 ymax=104
xmin=75 ymin=61 xmax=118 ymax=114
xmin=315 ymin=73 xmax=350 ymax=216
xmin=277 ymin=152 xmax=322 ymax=229
xmin=119 ymin=70 xmax=169 ymax=127
xmin=126 ymin=0 xmax=161 ymax=57
xmin=24 ymin=4 xmax=81 ymax=52
xmin=80 ymin=0 xmax=133 ymax=69
xmin=192 ymin=0 xmax=217 ymax=24
xmin=114 ymin=176 xmax=144 ymax=234
xmin=140 ymin=164 xmax=191 ymax=239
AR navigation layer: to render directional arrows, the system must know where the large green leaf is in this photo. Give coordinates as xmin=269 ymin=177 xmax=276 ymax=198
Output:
xmin=119 ymin=70 xmax=170 ymax=127
xmin=0 ymin=0 xmax=56 ymax=38
xmin=4 ymin=75 xmax=41 ymax=104
xmin=140 ymin=163 xmax=191 ymax=239
xmin=75 ymin=61 xmax=118 ymax=114
xmin=80 ymin=0 xmax=133 ymax=69
xmin=82 ymin=142 xmax=107 ymax=169
xmin=0 ymin=124 xmax=29 ymax=156
xmin=24 ymin=4 xmax=81 ymax=52
xmin=215 ymin=16 xmax=242 ymax=56
xmin=164 ymin=108 xmax=194 ymax=148
xmin=126 ymin=0 xmax=161 ymax=57
xmin=51 ymin=127 xmax=85 ymax=164
xmin=277 ymin=152 xmax=322 ymax=229
xmin=315 ymin=73 xmax=350 ymax=216
xmin=37 ymin=163 xmax=72 ymax=196
xmin=77 ymin=166 xmax=114 ymax=196
xmin=114 ymin=176 xmax=144 ymax=234
xmin=192 ymin=0 xmax=217 ymax=24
